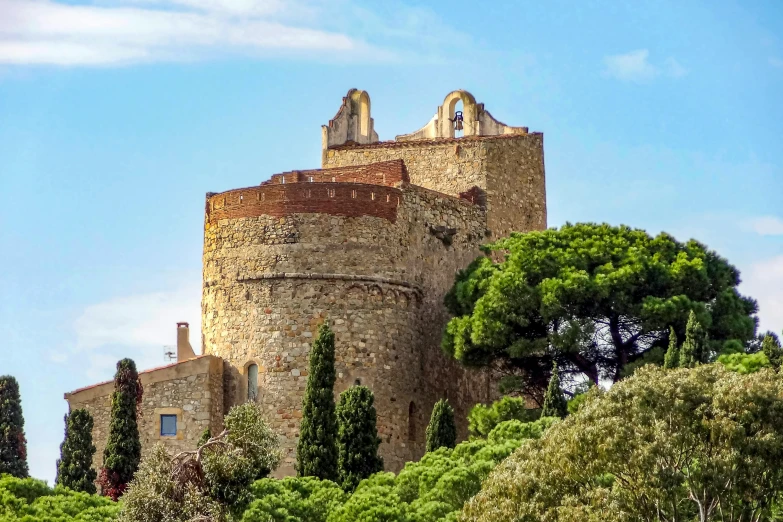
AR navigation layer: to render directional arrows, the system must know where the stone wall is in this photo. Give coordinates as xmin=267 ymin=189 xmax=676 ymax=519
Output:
xmin=202 ymin=183 xmax=493 ymax=475
xmin=64 ymin=355 xmax=224 ymax=474
xmin=323 ymin=133 xmax=547 ymax=239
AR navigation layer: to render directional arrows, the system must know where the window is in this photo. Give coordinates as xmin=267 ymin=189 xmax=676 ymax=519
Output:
xmin=247 ymin=363 xmax=259 ymax=401
xmin=160 ymin=414 xmax=177 ymax=437
xmin=408 ymin=402 xmax=417 ymax=442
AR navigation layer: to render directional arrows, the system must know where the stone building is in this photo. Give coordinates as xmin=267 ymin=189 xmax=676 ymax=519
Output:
xmin=65 ymin=89 xmax=547 ymax=477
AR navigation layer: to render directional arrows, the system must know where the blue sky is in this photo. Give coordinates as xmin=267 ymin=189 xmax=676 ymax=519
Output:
xmin=0 ymin=0 xmax=781 ymax=483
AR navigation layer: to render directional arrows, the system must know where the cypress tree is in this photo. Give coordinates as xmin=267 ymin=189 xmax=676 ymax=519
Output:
xmin=99 ymin=358 xmax=142 ymax=501
xmin=762 ymin=334 xmax=783 ymax=368
xmin=663 ymin=327 xmax=680 ymax=369
xmin=56 ymin=409 xmax=97 ymax=493
xmin=541 ymin=363 xmax=568 ymax=418
xmin=296 ymin=322 xmax=338 ymax=481
xmin=0 ymin=376 xmax=28 ymax=478
xmin=336 ymin=385 xmax=383 ymax=492
xmin=425 ymin=399 xmax=457 ymax=452
xmin=679 ymin=311 xmax=707 ymax=368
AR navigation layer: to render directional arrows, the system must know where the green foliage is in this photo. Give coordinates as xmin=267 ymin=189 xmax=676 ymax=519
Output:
xmin=203 ymin=402 xmax=282 ymax=508
xmin=663 ymin=327 xmax=679 ymax=369
xmin=297 ymin=322 xmax=339 ymax=482
xmin=679 ymin=310 xmax=707 ymax=368
xmin=763 ymin=334 xmax=783 ymax=368
xmin=198 ymin=428 xmax=212 ymax=447
xmin=540 ymin=364 xmax=567 ymax=418
xmin=336 ymin=386 xmax=383 ymax=492
xmin=462 ymin=364 xmax=783 ymax=522
xmin=467 ymin=396 xmax=539 ymax=438
xmin=426 ymin=400 xmax=457 ymax=452
xmin=120 ymin=402 xmax=281 ymax=522
xmin=242 ymin=476 xmax=347 ymax=522
xmin=442 ymin=223 xmax=758 ymax=391
xmin=56 ymin=408 xmax=97 ymax=494
xmin=566 ymin=384 xmax=596 ymax=415
xmin=99 ymin=358 xmax=142 ymax=500
xmin=718 ymin=351 xmax=771 ymax=374
xmin=0 ymin=376 xmax=28 ymax=479
xmin=0 ymin=474 xmax=119 ymax=521
xmin=118 ymin=444 xmax=225 ymax=522
xmin=236 ymin=417 xmax=556 ymax=522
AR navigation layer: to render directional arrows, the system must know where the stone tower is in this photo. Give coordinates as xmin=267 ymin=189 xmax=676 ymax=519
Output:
xmin=201 ymin=89 xmax=546 ymax=475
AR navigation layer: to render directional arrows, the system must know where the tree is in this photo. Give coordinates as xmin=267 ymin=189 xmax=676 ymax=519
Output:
xmin=762 ymin=334 xmax=782 ymax=368
xmin=679 ymin=310 xmax=707 ymax=368
xmin=540 ymin=363 xmax=567 ymax=418
xmin=0 ymin=376 xmax=28 ymax=478
xmin=296 ymin=322 xmax=339 ymax=481
xmin=0 ymin=474 xmax=119 ymax=521
xmin=335 ymin=386 xmax=383 ymax=492
xmin=442 ymin=223 xmax=758 ymax=398
xmin=663 ymin=327 xmax=679 ymax=369
xmin=467 ymin=396 xmax=539 ymax=438
xmin=98 ymin=358 xmax=142 ymax=501
xmin=462 ymin=364 xmax=783 ymax=522
xmin=56 ymin=409 xmax=97 ymax=493
xmin=425 ymin=399 xmax=457 ymax=452
xmin=119 ymin=402 xmax=281 ymax=522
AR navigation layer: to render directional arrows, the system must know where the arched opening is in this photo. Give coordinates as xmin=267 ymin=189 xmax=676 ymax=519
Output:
xmin=408 ymin=401 xmax=417 ymax=442
xmin=453 ymin=99 xmax=464 ymax=138
xmin=247 ymin=363 xmax=258 ymax=402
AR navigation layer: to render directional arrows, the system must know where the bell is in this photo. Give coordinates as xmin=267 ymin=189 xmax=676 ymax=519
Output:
xmin=454 ymin=110 xmax=464 ymax=131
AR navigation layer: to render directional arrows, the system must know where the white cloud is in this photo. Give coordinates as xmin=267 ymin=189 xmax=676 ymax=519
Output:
xmin=72 ymin=282 xmax=202 ymax=380
xmin=0 ymin=0 xmax=370 ymax=66
xmin=604 ymin=49 xmax=686 ymax=82
xmin=770 ymin=57 xmax=783 ymax=69
xmin=749 ymin=216 xmax=783 ymax=236
xmin=741 ymin=255 xmax=783 ymax=334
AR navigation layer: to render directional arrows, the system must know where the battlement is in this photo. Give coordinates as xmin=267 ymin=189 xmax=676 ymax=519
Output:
xmin=206 ymin=182 xmax=403 ymax=223
xmin=262 ymin=160 xmax=408 ymax=187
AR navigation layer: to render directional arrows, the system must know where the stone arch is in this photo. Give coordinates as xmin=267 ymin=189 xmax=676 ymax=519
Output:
xmin=441 ymin=90 xmax=478 ymax=138
xmin=350 ymin=89 xmax=371 ymax=140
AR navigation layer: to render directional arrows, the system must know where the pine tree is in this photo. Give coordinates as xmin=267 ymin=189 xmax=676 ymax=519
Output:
xmin=296 ymin=322 xmax=338 ymax=481
xmin=99 ymin=358 xmax=142 ymax=501
xmin=679 ymin=311 xmax=707 ymax=368
xmin=56 ymin=409 xmax=97 ymax=493
xmin=336 ymin=385 xmax=383 ymax=492
xmin=762 ymin=334 xmax=783 ymax=368
xmin=0 ymin=376 xmax=28 ymax=478
xmin=663 ymin=327 xmax=680 ymax=369
xmin=425 ymin=399 xmax=457 ymax=452
xmin=541 ymin=363 xmax=568 ymax=418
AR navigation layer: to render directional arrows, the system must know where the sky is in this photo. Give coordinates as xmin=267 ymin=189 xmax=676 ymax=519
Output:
xmin=0 ymin=0 xmax=781 ymax=484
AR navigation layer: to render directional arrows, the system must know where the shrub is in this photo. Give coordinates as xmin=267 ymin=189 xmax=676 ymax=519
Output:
xmin=0 ymin=475 xmax=118 ymax=521
xmin=467 ymin=396 xmax=539 ymax=438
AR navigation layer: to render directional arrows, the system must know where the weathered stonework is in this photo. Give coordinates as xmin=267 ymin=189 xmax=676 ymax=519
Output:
xmin=64 ymin=355 xmax=224 ymax=472
xmin=63 ymin=89 xmax=547 ymax=480
xmin=201 ymin=89 xmax=547 ymax=475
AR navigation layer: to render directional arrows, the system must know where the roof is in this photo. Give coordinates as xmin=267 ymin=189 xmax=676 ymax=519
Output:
xmin=65 ymin=355 xmax=212 ymax=396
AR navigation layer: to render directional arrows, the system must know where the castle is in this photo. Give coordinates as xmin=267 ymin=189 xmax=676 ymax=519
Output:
xmin=65 ymin=89 xmax=547 ymax=476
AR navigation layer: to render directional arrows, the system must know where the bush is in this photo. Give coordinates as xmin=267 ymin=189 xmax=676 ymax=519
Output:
xmin=462 ymin=364 xmax=783 ymax=522
xmin=467 ymin=396 xmax=539 ymax=437
xmin=241 ymin=476 xmax=347 ymax=522
xmin=0 ymin=474 xmax=119 ymax=521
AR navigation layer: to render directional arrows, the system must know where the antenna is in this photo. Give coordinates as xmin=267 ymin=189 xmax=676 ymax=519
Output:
xmin=163 ymin=345 xmax=176 ymax=362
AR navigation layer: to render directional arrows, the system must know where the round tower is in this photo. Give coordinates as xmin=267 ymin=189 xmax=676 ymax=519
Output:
xmin=202 ymin=161 xmax=433 ymax=474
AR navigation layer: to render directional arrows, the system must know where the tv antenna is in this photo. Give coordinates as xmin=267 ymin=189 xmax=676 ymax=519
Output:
xmin=163 ymin=346 xmax=176 ymax=362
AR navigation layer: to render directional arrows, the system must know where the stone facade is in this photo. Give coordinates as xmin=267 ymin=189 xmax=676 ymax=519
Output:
xmin=64 ymin=355 xmax=224 ymax=472
xmin=64 ymin=89 xmax=547 ymax=479
xmin=201 ymin=89 xmax=547 ymax=475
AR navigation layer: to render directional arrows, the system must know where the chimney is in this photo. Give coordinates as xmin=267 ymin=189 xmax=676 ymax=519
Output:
xmin=176 ymin=322 xmax=197 ymax=362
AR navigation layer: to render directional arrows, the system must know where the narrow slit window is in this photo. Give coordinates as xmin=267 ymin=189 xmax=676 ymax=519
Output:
xmin=308 ymin=176 xmax=314 ymax=182
xmin=247 ymin=364 xmax=258 ymax=401
xmin=371 ymin=193 xmax=376 ymax=201
xmin=351 ymin=190 xmax=357 ymax=199
xmin=386 ymin=194 xmax=391 ymax=203
xmin=332 ymin=176 xmax=336 ymax=182
xmin=160 ymin=415 xmax=177 ymax=437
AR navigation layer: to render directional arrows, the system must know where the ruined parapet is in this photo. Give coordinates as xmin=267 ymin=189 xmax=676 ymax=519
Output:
xmin=395 ymin=90 xmax=528 ymax=141
xmin=321 ymin=89 xmax=379 ymax=159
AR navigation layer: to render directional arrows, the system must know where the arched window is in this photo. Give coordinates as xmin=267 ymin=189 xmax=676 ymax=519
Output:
xmin=247 ymin=364 xmax=258 ymax=402
xmin=408 ymin=401 xmax=417 ymax=442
